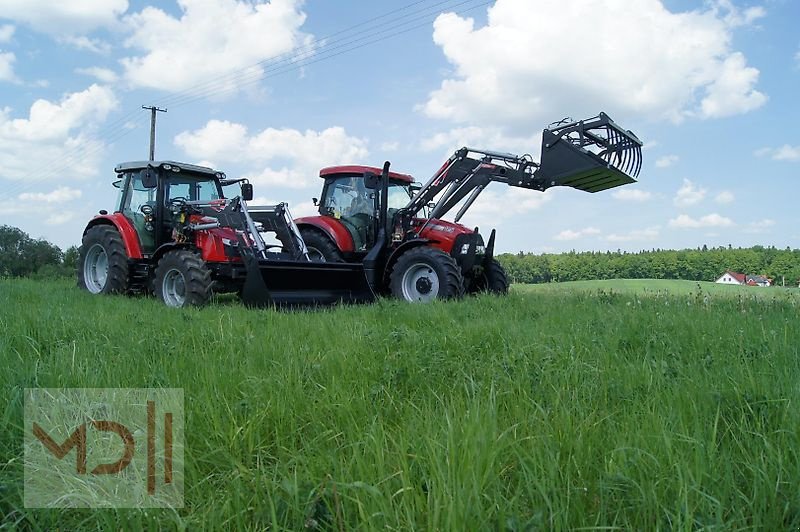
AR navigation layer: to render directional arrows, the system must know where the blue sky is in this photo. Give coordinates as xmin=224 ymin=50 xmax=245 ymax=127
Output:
xmin=0 ymin=0 xmax=798 ymax=254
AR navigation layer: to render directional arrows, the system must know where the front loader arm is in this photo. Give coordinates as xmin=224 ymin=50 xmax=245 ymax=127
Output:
xmin=402 ymin=112 xmax=643 ymax=229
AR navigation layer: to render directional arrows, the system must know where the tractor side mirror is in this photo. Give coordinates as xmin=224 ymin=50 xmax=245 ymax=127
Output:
xmin=363 ymin=172 xmax=380 ymax=190
xmin=312 ymin=197 xmax=318 ymax=206
xmin=141 ymin=168 xmax=157 ymax=189
xmin=240 ymin=182 xmax=253 ymax=201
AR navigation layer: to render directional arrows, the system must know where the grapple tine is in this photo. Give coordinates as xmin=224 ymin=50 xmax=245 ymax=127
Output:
xmin=535 ymin=111 xmax=644 ymax=192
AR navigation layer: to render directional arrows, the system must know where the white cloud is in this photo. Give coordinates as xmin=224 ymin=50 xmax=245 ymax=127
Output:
xmin=19 ymin=187 xmax=82 ymax=203
xmin=605 ymin=226 xmax=661 ymax=243
xmin=668 ymin=213 xmax=734 ymax=229
xmin=121 ymin=0 xmax=311 ymax=93
xmin=554 ymin=227 xmax=601 ymax=241
xmin=380 ymin=141 xmax=400 ymax=152
xmin=714 ymin=190 xmax=735 ymax=203
xmin=744 ymin=218 xmax=775 ymax=234
xmin=75 ymin=66 xmax=119 ymax=83
xmin=611 ymin=189 xmax=653 ymax=202
xmin=655 ymin=155 xmax=679 ymax=168
xmin=422 ymin=0 xmax=766 ymax=132
xmin=421 ymin=125 xmax=540 ymax=154
xmin=0 ymin=25 xmax=15 ymax=43
xmin=0 ymin=0 xmax=128 ymax=34
xmin=774 ymin=146 xmax=800 ymax=161
xmin=0 ymin=84 xmax=118 ymax=181
xmin=62 ymin=35 xmax=112 ymax=55
xmin=460 ymin=187 xmax=551 ymax=227
xmin=175 ymin=120 xmax=369 ymax=189
xmin=674 ymin=178 xmax=707 ymax=206
xmin=0 ymin=51 xmax=17 ymax=83
xmin=44 ymin=212 xmax=76 ymax=226
xmin=699 ymin=52 xmax=767 ymax=118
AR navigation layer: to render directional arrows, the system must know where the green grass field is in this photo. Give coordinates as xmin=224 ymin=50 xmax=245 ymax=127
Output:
xmin=2 ymin=278 xmax=799 ymax=530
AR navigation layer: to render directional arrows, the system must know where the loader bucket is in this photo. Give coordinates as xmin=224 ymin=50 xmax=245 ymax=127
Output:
xmin=536 ymin=112 xmax=643 ymax=193
xmin=242 ymin=259 xmax=376 ymax=307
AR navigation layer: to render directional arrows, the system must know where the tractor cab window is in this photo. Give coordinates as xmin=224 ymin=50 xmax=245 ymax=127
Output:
xmin=322 ymin=176 xmax=372 ymax=219
xmin=165 ymin=176 xmax=222 ymax=204
xmin=120 ymin=172 xmax=157 ymax=253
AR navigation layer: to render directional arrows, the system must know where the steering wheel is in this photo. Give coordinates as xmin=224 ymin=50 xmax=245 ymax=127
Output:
xmin=140 ymin=204 xmax=154 ymax=216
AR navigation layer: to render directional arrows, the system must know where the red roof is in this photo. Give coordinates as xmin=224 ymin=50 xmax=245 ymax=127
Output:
xmin=319 ymin=165 xmax=414 ymax=183
xmin=724 ymin=271 xmax=746 ymax=283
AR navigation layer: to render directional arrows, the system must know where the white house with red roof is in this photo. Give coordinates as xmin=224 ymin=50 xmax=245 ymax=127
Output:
xmin=715 ymin=271 xmax=746 ymax=285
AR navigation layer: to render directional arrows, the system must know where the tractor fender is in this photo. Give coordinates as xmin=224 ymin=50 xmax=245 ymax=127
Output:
xmin=383 ymin=239 xmax=432 ymax=285
xmin=295 ymin=216 xmax=355 ymax=253
xmin=83 ymin=213 xmax=143 ymax=259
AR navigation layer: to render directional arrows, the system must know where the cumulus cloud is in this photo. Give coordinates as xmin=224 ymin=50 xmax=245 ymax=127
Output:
xmin=75 ymin=66 xmax=119 ymax=83
xmin=611 ymin=189 xmax=653 ymax=202
xmin=0 ymin=0 xmax=128 ymax=34
xmin=605 ymin=226 xmax=661 ymax=243
xmin=756 ymin=145 xmax=800 ymax=161
xmin=0 ymin=51 xmax=17 ymax=83
xmin=554 ymin=227 xmax=601 ymax=241
xmin=421 ymin=125 xmax=540 ymax=154
xmin=714 ymin=190 xmax=735 ymax=203
xmin=422 ymin=0 xmax=766 ymax=133
xmin=62 ymin=35 xmax=112 ymax=54
xmin=174 ymin=120 xmax=369 ymax=189
xmin=0 ymin=25 xmax=15 ymax=43
xmin=674 ymin=178 xmax=707 ymax=206
xmin=19 ymin=187 xmax=82 ymax=203
xmin=668 ymin=213 xmax=734 ymax=229
xmin=121 ymin=0 xmax=312 ymax=93
xmin=459 ymin=187 xmax=551 ymax=228
xmin=655 ymin=155 xmax=679 ymax=168
xmin=743 ymin=219 xmax=775 ymax=234
xmin=0 ymin=84 xmax=118 ymax=181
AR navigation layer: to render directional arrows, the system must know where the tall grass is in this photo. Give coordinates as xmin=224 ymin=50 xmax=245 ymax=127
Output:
xmin=1 ymin=279 xmax=799 ymax=529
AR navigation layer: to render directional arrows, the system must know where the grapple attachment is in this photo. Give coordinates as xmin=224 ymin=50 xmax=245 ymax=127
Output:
xmin=536 ymin=112 xmax=643 ymax=193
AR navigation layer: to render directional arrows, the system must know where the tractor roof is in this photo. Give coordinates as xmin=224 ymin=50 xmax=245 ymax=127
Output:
xmin=320 ymin=165 xmax=414 ymax=183
xmin=114 ymin=160 xmax=226 ymax=178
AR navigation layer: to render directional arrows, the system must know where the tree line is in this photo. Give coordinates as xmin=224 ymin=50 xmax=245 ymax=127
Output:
xmin=2 ymin=224 xmax=799 ymax=286
xmin=0 ymin=225 xmax=78 ymax=278
xmin=497 ymin=245 xmax=800 ymax=286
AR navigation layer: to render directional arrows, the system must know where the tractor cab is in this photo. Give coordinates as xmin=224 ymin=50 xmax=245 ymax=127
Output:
xmin=112 ymin=161 xmax=246 ymax=255
xmin=315 ymin=166 xmax=416 ymax=253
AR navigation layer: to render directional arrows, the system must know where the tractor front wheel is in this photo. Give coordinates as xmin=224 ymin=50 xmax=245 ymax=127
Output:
xmin=300 ymin=228 xmax=343 ymax=263
xmin=154 ymin=249 xmax=212 ymax=308
xmin=390 ymin=247 xmax=464 ymax=302
xmin=78 ymin=225 xmax=129 ymax=295
xmin=469 ymin=258 xmax=509 ymax=295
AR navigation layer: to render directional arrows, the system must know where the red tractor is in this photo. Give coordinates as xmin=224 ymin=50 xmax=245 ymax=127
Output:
xmin=296 ymin=112 xmax=643 ymax=302
xmin=77 ymin=160 xmax=375 ymax=307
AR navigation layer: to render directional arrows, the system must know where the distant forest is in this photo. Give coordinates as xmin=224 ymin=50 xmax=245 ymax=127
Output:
xmin=2 ymin=224 xmax=799 ymax=286
xmin=497 ymin=246 xmax=800 ymax=286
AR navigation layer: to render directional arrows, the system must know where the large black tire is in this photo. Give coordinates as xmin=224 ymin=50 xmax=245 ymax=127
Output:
xmin=300 ymin=228 xmax=344 ymax=263
xmin=154 ymin=249 xmax=212 ymax=308
xmin=390 ymin=247 xmax=464 ymax=302
xmin=77 ymin=225 xmax=129 ymax=294
xmin=469 ymin=258 xmax=510 ymax=295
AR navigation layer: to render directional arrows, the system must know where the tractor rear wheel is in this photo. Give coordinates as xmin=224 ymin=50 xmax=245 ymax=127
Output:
xmin=78 ymin=225 xmax=129 ymax=294
xmin=469 ymin=258 xmax=509 ymax=295
xmin=390 ymin=247 xmax=464 ymax=302
xmin=154 ymin=249 xmax=212 ymax=308
xmin=300 ymin=228 xmax=343 ymax=263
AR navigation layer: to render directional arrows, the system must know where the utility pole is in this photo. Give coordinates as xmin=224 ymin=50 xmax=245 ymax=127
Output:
xmin=142 ymin=105 xmax=167 ymax=161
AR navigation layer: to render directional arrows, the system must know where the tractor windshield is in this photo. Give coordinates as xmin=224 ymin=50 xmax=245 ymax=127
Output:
xmin=165 ymin=175 xmax=223 ymax=203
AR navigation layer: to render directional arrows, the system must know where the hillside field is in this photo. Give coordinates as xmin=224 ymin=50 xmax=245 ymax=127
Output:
xmin=1 ymin=278 xmax=799 ymax=529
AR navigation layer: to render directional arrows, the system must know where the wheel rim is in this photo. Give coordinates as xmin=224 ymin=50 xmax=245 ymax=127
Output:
xmin=162 ymin=268 xmax=187 ymax=307
xmin=83 ymin=244 xmax=109 ymax=294
xmin=401 ymin=262 xmax=440 ymax=302
xmin=306 ymin=246 xmax=326 ymax=262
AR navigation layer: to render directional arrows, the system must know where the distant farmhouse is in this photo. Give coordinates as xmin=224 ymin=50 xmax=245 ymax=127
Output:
xmin=715 ymin=271 xmax=772 ymax=287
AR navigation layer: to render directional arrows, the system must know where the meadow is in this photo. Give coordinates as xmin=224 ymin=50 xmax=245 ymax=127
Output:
xmin=1 ymin=278 xmax=799 ymax=530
